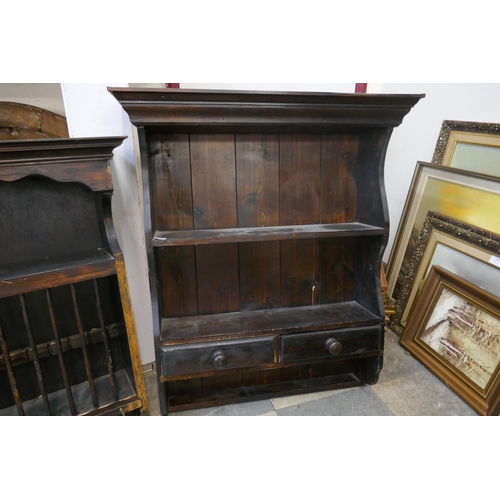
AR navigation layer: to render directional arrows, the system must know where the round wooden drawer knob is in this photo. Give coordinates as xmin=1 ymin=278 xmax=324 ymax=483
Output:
xmin=325 ymin=338 xmax=342 ymax=355
xmin=212 ymin=350 xmax=228 ymax=369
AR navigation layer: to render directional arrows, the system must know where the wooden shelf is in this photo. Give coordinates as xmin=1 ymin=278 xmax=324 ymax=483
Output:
xmin=152 ymin=223 xmax=385 ymax=247
xmin=167 ymin=372 xmax=361 ymax=412
xmin=161 ymin=301 xmax=382 ymax=344
xmin=0 ymin=249 xmax=116 ymax=298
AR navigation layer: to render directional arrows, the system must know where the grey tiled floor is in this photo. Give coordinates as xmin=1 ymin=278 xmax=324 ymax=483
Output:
xmin=141 ymin=329 xmax=480 ymax=416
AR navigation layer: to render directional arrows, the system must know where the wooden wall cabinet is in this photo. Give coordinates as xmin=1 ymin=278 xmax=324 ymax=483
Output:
xmin=0 ymin=137 xmax=148 ymax=416
xmin=110 ymin=88 xmax=423 ymax=415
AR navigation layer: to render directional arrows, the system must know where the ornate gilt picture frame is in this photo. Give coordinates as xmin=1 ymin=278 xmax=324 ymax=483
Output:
xmin=432 ymin=120 xmax=500 ymax=177
xmin=386 ymin=162 xmax=500 ymax=303
xmin=400 ymin=266 xmax=500 ymax=416
xmin=389 ymin=211 xmax=500 ymax=336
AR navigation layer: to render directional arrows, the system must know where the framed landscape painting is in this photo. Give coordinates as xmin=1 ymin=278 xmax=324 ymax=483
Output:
xmin=389 ymin=211 xmax=500 ymax=335
xmin=400 ymin=266 xmax=500 ymax=416
xmin=386 ymin=162 xmax=500 ymax=302
xmin=432 ymin=120 xmax=500 ymax=177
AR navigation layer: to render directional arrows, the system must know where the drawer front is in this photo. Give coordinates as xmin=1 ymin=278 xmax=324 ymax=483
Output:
xmin=280 ymin=325 xmax=382 ymax=363
xmin=161 ymin=336 xmax=275 ymax=379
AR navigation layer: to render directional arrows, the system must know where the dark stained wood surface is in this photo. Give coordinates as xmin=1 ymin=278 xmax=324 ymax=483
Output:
xmin=280 ymin=325 xmax=382 ymax=363
xmin=235 ymin=134 xmax=280 ymax=227
xmin=161 ymin=336 xmax=275 ymax=379
xmin=108 ymin=87 xmax=425 ymax=130
xmin=0 ymin=136 xmax=149 ymax=416
xmin=113 ymin=89 xmax=424 ymax=413
xmin=152 ymin=222 xmax=385 ymax=245
xmin=161 ymin=301 xmax=381 ymax=344
xmin=320 ymin=134 xmax=359 ymax=223
xmin=149 ymin=134 xmax=193 ymax=231
xmin=191 ymin=134 xmax=237 ymax=229
xmin=0 ymin=136 xmax=124 ymax=191
xmin=0 ymin=250 xmax=116 ymax=299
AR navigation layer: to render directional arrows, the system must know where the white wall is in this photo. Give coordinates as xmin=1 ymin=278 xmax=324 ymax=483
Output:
xmin=181 ymin=83 xmax=356 ymax=92
xmin=0 ymin=83 xmax=66 ymax=116
xmin=61 ymin=83 xmax=155 ymax=365
xmin=367 ymin=83 xmax=500 ymax=261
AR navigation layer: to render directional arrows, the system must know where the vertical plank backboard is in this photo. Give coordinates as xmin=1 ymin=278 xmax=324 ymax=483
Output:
xmin=320 ymin=134 xmax=359 ymax=223
xmin=190 ymin=134 xmax=237 ymax=229
xmin=156 ymin=247 xmax=198 ymax=318
xmin=149 ymin=134 xmax=193 ymax=231
xmin=239 ymin=241 xmax=281 ymax=311
xmin=196 ymin=244 xmax=240 ymax=315
xmin=279 ymin=134 xmax=321 ymax=225
xmin=236 ymin=134 xmax=279 ymax=227
xmin=319 ymin=238 xmax=356 ymax=303
xmin=279 ymin=135 xmax=321 ymax=307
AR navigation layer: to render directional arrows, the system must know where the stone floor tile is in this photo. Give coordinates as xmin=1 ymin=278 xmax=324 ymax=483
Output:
xmin=271 ymin=388 xmax=351 ymax=410
xmin=275 ymin=386 xmax=394 ymax=416
xmin=372 ymin=370 xmax=479 ymax=416
xmin=169 ymin=398 xmax=276 ymax=416
xmin=378 ymin=329 xmax=428 ymax=384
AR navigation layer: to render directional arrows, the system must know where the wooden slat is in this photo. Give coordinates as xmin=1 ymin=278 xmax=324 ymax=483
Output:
xmin=236 ymin=134 xmax=279 ymax=227
xmin=70 ymin=283 xmax=99 ymax=408
xmin=93 ymin=279 xmax=118 ymax=401
xmin=45 ymin=289 xmax=77 ymax=415
xmin=156 ymin=246 xmax=198 ymax=318
xmin=239 ymin=241 xmax=281 ymax=311
xmin=115 ymin=255 xmax=149 ymax=413
xmin=319 ymin=238 xmax=356 ymax=304
xmin=280 ymin=240 xmax=319 ymax=307
xmin=0 ymin=320 xmax=24 ymax=415
xmin=152 ymin=222 xmax=385 ymax=246
xmin=0 ymin=249 xmax=116 ymax=299
xmin=149 ymin=134 xmax=193 ymax=231
xmin=320 ymin=134 xmax=359 ymax=223
xmin=195 ymin=244 xmax=240 ymax=315
xmin=20 ymin=295 xmax=52 ymax=415
xmin=279 ymin=134 xmax=321 ymax=225
xmin=161 ymin=301 xmax=381 ymax=343
xmin=190 ymin=134 xmax=237 ymax=229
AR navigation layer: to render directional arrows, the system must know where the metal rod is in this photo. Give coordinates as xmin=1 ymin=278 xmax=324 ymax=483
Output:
xmin=46 ymin=289 xmax=77 ymax=416
xmin=93 ymin=279 xmax=119 ymax=400
xmin=70 ymin=283 xmax=99 ymax=408
xmin=20 ymin=295 xmax=51 ymax=415
xmin=0 ymin=320 xmax=24 ymax=415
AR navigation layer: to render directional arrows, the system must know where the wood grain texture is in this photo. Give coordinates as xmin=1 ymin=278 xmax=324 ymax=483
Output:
xmin=279 ymin=134 xmax=321 ymax=225
xmin=321 ymin=134 xmax=359 ymax=223
xmin=156 ymin=246 xmax=198 ymax=318
xmin=195 ymin=244 xmax=240 ymax=315
xmin=239 ymin=241 xmax=281 ymax=311
xmin=116 ymin=255 xmax=149 ymax=412
xmin=149 ymin=134 xmax=193 ymax=231
xmin=113 ymin=89 xmax=423 ymax=413
xmin=190 ymin=134 xmax=236 ymax=229
xmin=236 ymin=134 xmax=279 ymax=227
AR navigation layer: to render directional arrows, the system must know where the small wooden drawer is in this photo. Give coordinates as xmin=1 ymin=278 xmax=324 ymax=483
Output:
xmin=160 ymin=336 xmax=275 ymax=380
xmin=280 ymin=325 xmax=382 ymax=363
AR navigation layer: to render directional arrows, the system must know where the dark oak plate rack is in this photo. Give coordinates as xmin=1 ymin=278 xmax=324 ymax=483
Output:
xmin=0 ymin=137 xmax=148 ymax=416
xmin=110 ymin=87 xmax=423 ymax=414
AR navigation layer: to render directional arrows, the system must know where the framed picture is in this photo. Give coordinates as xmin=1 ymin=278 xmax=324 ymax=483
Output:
xmin=389 ymin=211 xmax=500 ymax=335
xmin=432 ymin=120 xmax=500 ymax=177
xmin=386 ymin=162 xmax=500 ymax=301
xmin=400 ymin=266 xmax=500 ymax=416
